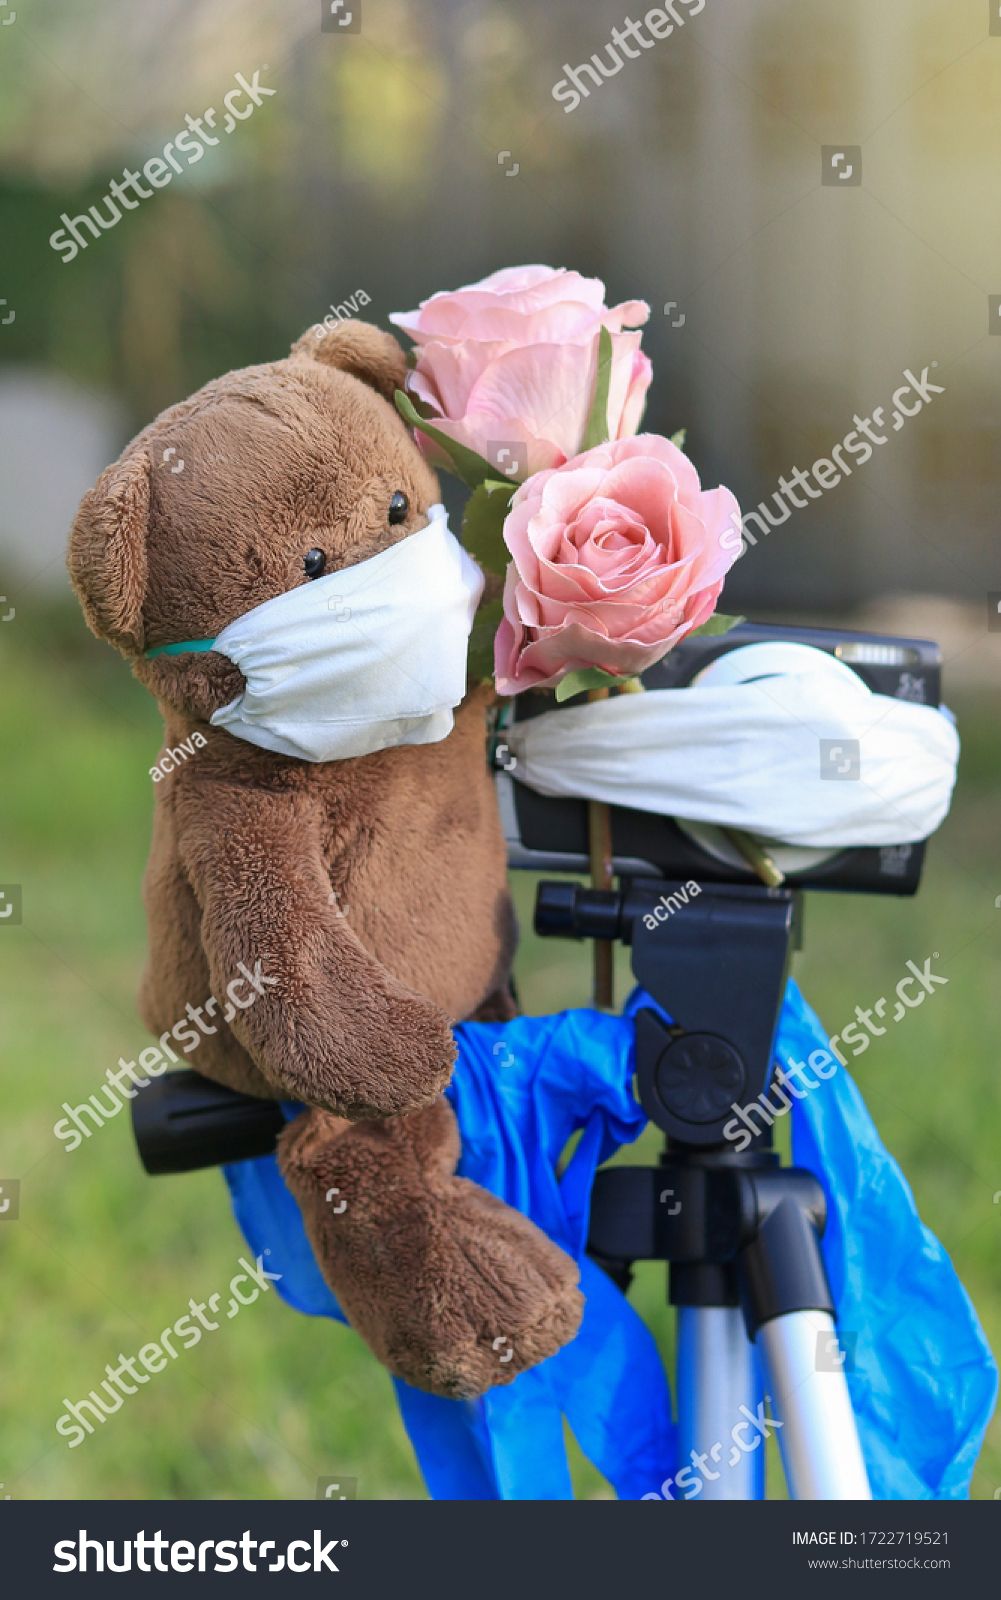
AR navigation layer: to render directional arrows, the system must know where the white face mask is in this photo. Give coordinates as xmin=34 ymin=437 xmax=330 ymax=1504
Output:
xmin=505 ymin=642 xmax=959 ymax=854
xmin=145 ymin=504 xmax=484 ymax=762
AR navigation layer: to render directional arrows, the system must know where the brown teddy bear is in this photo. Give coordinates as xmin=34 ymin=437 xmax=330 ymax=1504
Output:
xmin=67 ymin=321 xmax=583 ymax=1398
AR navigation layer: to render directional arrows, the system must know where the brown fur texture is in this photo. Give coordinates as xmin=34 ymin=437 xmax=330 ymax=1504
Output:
xmin=67 ymin=322 xmax=583 ymax=1397
xmin=279 ymin=1099 xmax=582 ymax=1398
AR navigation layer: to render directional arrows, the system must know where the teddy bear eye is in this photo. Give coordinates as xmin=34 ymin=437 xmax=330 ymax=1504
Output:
xmin=388 ymin=491 xmax=409 ymax=526
xmin=303 ymin=548 xmax=326 ymax=579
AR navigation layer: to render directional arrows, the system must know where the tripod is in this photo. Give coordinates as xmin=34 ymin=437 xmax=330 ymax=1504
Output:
xmin=535 ymin=877 xmax=871 ymax=1502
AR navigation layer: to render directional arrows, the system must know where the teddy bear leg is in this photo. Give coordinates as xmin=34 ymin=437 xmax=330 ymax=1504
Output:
xmin=277 ymin=1100 xmax=584 ymax=1399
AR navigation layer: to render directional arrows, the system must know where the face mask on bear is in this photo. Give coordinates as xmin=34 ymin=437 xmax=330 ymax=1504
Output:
xmin=145 ymin=503 xmax=484 ymax=762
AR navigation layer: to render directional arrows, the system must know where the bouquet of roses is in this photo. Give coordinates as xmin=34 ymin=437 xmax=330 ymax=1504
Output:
xmin=390 ymin=264 xmax=745 ymax=1001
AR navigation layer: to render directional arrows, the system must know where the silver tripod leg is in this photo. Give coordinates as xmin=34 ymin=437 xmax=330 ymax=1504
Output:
xmin=676 ymin=1307 xmax=764 ymax=1500
xmin=756 ymin=1308 xmax=871 ymax=1500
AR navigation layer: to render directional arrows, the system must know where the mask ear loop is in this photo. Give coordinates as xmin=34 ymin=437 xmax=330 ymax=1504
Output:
xmin=145 ymin=638 xmax=217 ymax=659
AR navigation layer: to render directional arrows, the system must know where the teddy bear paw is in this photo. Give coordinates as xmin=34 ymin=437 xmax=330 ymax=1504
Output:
xmin=382 ymin=1179 xmax=584 ymax=1399
xmin=278 ymin=1106 xmax=584 ymax=1399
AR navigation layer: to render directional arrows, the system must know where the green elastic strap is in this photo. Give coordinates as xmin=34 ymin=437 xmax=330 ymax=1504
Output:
xmin=145 ymin=638 xmax=217 ymax=659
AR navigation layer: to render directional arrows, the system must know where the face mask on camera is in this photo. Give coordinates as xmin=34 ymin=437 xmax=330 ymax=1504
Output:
xmin=505 ymin=642 xmax=959 ymax=850
xmin=145 ymin=503 xmax=484 ymax=763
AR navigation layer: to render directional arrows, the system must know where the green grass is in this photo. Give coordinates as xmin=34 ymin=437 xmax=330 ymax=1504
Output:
xmin=1 ymin=608 xmax=998 ymax=1499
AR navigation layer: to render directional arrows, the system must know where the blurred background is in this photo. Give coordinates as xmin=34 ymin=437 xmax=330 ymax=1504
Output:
xmin=0 ymin=0 xmax=998 ymax=1500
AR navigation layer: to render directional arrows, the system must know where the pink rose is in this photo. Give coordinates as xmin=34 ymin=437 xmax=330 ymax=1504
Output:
xmin=390 ymin=264 xmax=651 ymax=479
xmin=494 ymin=434 xmax=742 ymax=695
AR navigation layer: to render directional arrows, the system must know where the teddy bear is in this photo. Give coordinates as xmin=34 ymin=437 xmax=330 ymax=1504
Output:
xmin=67 ymin=320 xmax=583 ymax=1398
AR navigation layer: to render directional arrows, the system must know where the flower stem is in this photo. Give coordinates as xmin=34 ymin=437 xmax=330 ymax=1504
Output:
xmin=722 ymin=827 xmax=786 ymax=887
xmin=586 ymin=688 xmax=615 ymax=1009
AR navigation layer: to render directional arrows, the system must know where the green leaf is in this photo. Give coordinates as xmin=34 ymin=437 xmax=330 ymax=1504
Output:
xmin=466 ymin=597 xmax=504 ymax=683
xmin=461 ymin=479 xmax=517 ymax=578
xmin=580 ymin=325 xmax=614 ymax=451
xmin=394 ymin=390 xmax=497 ymax=490
xmin=670 ymin=427 xmax=687 ymax=450
xmin=554 ymin=666 xmax=633 ymax=703
xmin=685 ymin=612 xmax=745 ymax=640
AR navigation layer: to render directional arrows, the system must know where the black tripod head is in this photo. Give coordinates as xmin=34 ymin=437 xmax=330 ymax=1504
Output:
xmin=535 ymin=878 xmax=800 ymax=1147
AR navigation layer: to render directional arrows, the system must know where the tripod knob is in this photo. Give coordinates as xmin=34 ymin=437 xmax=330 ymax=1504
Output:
xmin=636 ymin=1009 xmax=749 ymax=1144
xmin=534 ymin=880 xmax=622 ymax=940
xmin=655 ymin=1033 xmax=746 ymax=1125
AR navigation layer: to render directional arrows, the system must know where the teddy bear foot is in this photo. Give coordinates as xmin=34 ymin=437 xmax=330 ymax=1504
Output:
xmin=278 ymin=1101 xmax=584 ymax=1399
xmin=384 ymin=1176 xmax=584 ymax=1399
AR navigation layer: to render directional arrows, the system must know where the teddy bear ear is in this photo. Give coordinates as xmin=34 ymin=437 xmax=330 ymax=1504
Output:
xmin=67 ymin=449 xmax=150 ymax=655
xmin=290 ymin=320 xmax=407 ymax=402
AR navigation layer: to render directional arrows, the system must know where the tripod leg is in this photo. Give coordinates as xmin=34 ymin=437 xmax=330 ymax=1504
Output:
xmin=676 ymin=1307 xmax=764 ymax=1500
xmin=739 ymin=1184 xmax=871 ymax=1500
xmin=756 ymin=1309 xmax=871 ymax=1500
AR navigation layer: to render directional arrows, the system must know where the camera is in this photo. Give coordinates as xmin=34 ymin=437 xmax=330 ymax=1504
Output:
xmin=494 ymin=621 xmax=943 ymax=896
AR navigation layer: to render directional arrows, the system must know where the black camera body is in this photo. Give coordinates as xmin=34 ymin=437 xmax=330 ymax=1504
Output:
xmin=495 ymin=621 xmax=942 ymax=896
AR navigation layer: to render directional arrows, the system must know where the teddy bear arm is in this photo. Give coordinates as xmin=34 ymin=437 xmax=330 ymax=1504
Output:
xmin=175 ymin=798 xmax=458 ymax=1119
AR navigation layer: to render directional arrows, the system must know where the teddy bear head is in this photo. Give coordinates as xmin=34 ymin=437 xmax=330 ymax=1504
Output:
xmin=68 ymin=322 xmax=440 ymax=722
